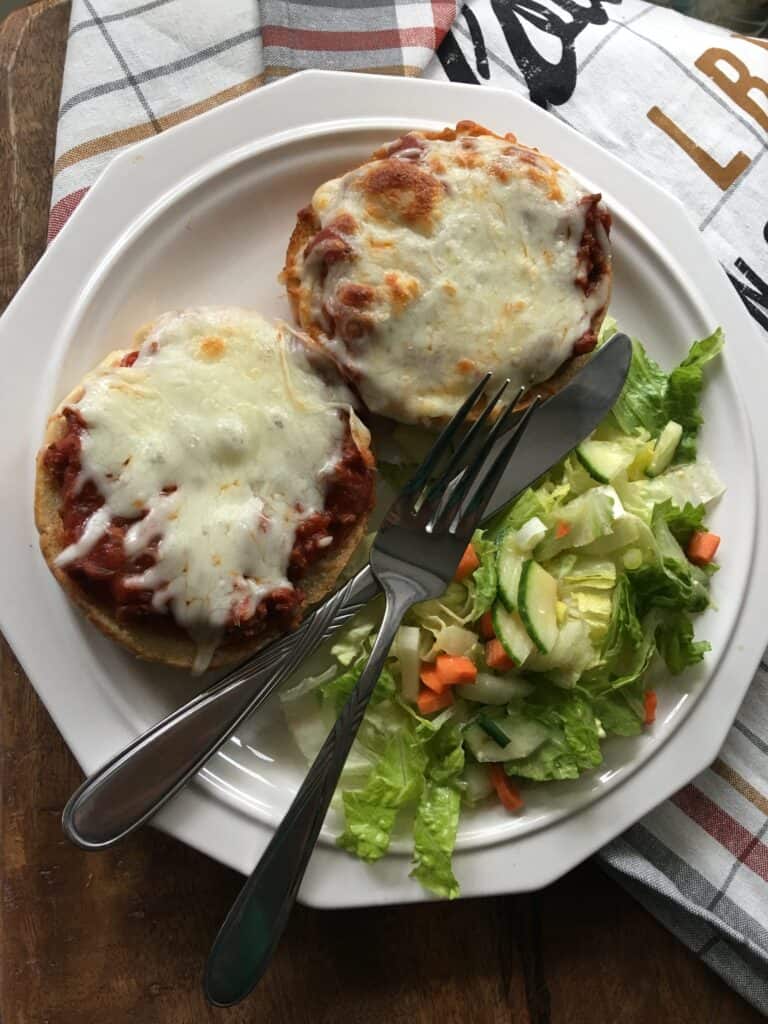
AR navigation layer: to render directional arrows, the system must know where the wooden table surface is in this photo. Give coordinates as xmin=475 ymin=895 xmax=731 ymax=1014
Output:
xmin=0 ymin=3 xmax=762 ymax=1022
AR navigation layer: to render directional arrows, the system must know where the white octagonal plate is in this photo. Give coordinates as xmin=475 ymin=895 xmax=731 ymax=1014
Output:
xmin=1 ymin=71 xmax=767 ymax=908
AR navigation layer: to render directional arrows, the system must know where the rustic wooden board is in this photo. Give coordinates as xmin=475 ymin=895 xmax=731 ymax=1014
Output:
xmin=0 ymin=2 xmax=762 ymax=1021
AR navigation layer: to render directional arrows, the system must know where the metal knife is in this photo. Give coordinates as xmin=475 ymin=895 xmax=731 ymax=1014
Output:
xmin=62 ymin=333 xmax=632 ymax=850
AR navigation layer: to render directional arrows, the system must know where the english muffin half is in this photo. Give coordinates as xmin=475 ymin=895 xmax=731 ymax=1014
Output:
xmin=284 ymin=121 xmax=612 ymax=426
xmin=36 ymin=308 xmax=374 ymax=672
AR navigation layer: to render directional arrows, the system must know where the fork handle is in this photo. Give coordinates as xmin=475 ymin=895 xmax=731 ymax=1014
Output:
xmin=62 ymin=566 xmax=380 ymax=850
xmin=203 ymin=577 xmax=425 ymax=1008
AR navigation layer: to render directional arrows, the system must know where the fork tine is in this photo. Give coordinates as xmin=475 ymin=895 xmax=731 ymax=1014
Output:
xmin=426 ymin=385 xmax=526 ymax=531
xmin=451 ymin=395 xmax=543 ymax=536
xmin=400 ymin=372 xmax=492 ymax=498
xmin=420 ymin=376 xmax=511 ymax=509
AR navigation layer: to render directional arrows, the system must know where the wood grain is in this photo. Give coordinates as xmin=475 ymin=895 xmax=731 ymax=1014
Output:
xmin=0 ymin=3 xmax=763 ymax=1022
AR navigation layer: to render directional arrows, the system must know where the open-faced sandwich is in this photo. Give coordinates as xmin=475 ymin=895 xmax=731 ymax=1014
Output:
xmin=283 ymin=121 xmax=612 ymax=426
xmin=35 ymin=308 xmax=374 ymax=671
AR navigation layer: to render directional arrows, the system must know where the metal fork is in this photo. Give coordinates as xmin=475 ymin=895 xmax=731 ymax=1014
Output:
xmin=203 ymin=376 xmax=541 ymax=1007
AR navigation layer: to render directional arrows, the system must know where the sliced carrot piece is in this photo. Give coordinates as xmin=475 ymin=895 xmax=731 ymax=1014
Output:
xmin=643 ymin=690 xmax=657 ymax=726
xmin=454 ymin=542 xmax=480 ymax=582
xmin=419 ymin=661 xmax=445 ymax=694
xmin=435 ymin=654 xmax=478 ymax=686
xmin=485 ymin=638 xmax=515 ymax=672
xmin=417 ymin=686 xmax=455 ymax=715
xmin=555 ymin=520 xmax=571 ymax=540
xmin=687 ymin=530 xmax=720 ymax=566
xmin=478 ymin=610 xmax=496 ymax=640
xmin=489 ymin=764 xmax=524 ymax=812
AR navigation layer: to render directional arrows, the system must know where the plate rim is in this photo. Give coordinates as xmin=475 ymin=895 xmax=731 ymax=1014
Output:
xmin=1 ymin=70 xmax=766 ymax=907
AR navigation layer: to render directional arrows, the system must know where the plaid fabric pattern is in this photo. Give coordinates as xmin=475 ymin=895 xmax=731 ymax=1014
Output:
xmin=48 ymin=0 xmax=768 ymax=1011
xmin=49 ymin=1 xmax=457 ymax=238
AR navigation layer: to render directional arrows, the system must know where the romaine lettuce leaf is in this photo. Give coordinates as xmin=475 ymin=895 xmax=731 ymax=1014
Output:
xmin=466 ymin=529 xmax=498 ymax=619
xmin=487 ymin=486 xmax=547 ymax=538
xmin=611 ymin=339 xmax=668 ymax=438
xmin=411 ymin=784 xmax=461 ymax=898
xmin=654 ymin=610 xmax=710 ymax=675
xmin=329 ymin=615 xmax=378 ymax=667
xmin=601 ymin=574 xmax=643 ymax=668
xmin=628 ymin=516 xmax=710 ymax=616
xmin=608 ymin=330 xmax=723 ymax=462
xmin=618 ymin=459 xmax=724 ymax=519
xmin=598 ymin=315 xmax=619 ymax=345
xmin=503 ymin=688 xmax=603 ymax=780
xmin=656 ymin=500 xmax=707 ymax=547
xmin=281 ymin=692 xmax=374 ymax=782
xmin=425 ymin=720 xmax=466 ymax=784
xmin=337 ymin=728 xmax=428 ymax=861
xmin=524 ymin=618 xmax=599 ymax=686
xmin=592 ymin=690 xmax=644 ymax=736
xmin=319 ymin=658 xmax=396 ymax=714
xmin=665 ymin=329 xmax=723 ymax=462
xmin=410 ymin=720 xmax=465 ymax=898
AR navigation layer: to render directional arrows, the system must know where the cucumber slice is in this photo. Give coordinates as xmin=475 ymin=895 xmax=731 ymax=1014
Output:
xmin=497 ymin=535 xmax=524 ymax=611
xmin=492 ymin=603 xmax=534 ymax=666
xmin=575 ymin=439 xmax=635 ymax=484
xmin=477 ymin=714 xmax=512 ymax=746
xmin=518 ymin=560 xmax=559 ymax=654
xmin=464 ymin=717 xmax=550 ymax=763
xmin=456 ymin=672 xmax=533 ymax=705
xmin=647 ymin=420 xmax=683 ymax=477
xmin=462 ymin=763 xmax=494 ymax=805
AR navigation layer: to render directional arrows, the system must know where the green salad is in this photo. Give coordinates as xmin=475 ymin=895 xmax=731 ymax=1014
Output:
xmin=280 ymin=319 xmax=725 ymax=899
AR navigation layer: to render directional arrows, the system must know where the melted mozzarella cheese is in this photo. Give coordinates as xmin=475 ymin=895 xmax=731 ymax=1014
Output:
xmin=298 ymin=131 xmax=611 ymax=424
xmin=56 ymin=308 xmax=358 ymax=668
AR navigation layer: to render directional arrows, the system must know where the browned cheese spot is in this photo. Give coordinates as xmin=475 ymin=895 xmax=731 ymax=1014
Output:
xmin=337 ymin=283 xmax=375 ymax=309
xmin=490 ymin=161 xmax=510 ymax=183
xmin=384 ymin=272 xmax=421 ymax=312
xmin=198 ymin=336 xmax=227 ymax=361
xmin=359 ymin=159 xmax=442 ymax=232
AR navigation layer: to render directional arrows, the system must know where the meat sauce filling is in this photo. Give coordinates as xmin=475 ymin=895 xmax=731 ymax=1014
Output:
xmin=44 ymin=393 xmax=373 ymax=647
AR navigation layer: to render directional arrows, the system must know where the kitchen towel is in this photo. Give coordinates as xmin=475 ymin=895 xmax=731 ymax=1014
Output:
xmin=49 ymin=0 xmax=768 ymax=1012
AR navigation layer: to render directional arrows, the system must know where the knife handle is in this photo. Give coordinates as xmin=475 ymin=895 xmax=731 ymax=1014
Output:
xmin=61 ymin=565 xmax=381 ymax=849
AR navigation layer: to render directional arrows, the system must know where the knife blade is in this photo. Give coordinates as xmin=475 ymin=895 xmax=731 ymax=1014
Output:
xmin=484 ymin=331 xmax=632 ymax=518
xmin=61 ymin=333 xmax=632 ymax=850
